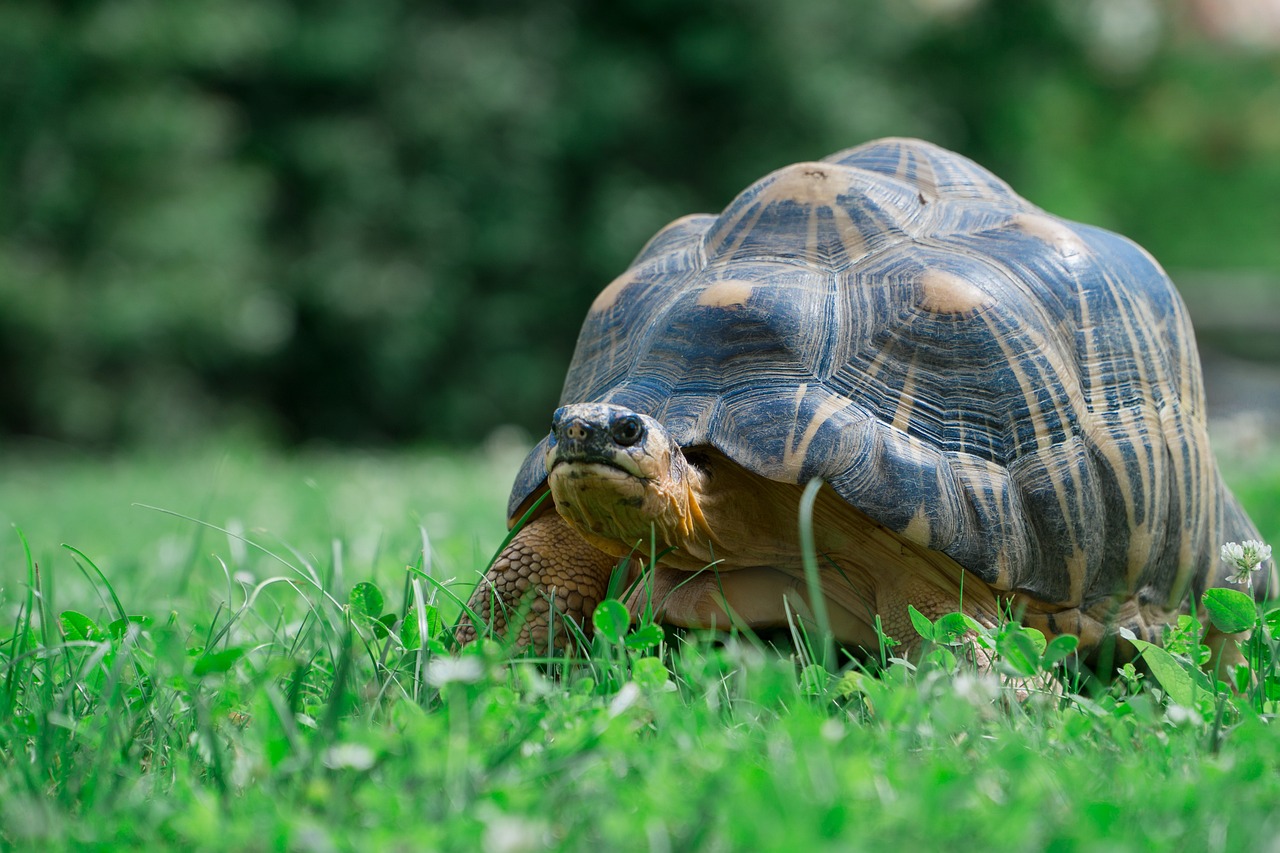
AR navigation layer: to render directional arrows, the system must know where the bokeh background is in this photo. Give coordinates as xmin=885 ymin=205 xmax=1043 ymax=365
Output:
xmin=3 ymin=0 xmax=1279 ymax=451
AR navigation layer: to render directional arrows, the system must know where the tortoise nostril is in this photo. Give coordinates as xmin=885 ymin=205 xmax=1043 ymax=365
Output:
xmin=565 ymin=422 xmax=590 ymax=442
xmin=610 ymin=415 xmax=645 ymax=447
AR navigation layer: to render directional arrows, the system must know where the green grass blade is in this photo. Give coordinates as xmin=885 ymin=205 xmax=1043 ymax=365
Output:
xmin=798 ymin=478 xmax=835 ymax=670
xmin=60 ymin=545 xmax=128 ymax=626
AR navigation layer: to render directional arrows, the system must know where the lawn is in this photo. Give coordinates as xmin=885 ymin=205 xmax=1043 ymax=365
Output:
xmin=2 ymin=438 xmax=1279 ymax=851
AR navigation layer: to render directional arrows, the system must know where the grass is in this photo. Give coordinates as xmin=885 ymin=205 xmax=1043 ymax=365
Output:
xmin=2 ymin=438 xmax=1280 ymax=851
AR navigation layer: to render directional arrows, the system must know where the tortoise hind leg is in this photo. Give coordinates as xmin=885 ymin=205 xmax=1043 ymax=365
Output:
xmin=456 ymin=513 xmax=624 ymax=652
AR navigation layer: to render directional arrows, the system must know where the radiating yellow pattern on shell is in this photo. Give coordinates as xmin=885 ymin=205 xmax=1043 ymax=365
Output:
xmin=507 ymin=137 xmax=1269 ymax=618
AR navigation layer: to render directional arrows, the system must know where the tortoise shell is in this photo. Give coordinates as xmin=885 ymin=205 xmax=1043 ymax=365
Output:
xmin=510 ymin=137 xmax=1261 ymax=612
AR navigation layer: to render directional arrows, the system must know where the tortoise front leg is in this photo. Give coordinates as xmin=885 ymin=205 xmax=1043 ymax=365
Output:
xmin=455 ymin=512 xmax=624 ymax=652
xmin=871 ymin=570 xmax=1017 ymax=675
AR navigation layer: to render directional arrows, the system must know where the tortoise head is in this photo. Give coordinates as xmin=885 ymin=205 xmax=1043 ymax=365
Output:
xmin=545 ymin=403 xmax=705 ymax=556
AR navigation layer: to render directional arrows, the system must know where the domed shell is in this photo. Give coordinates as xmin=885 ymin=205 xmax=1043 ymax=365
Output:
xmin=511 ymin=137 xmax=1260 ymax=610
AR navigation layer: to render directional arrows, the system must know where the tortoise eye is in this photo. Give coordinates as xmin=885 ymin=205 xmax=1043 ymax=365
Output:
xmin=610 ymin=415 xmax=644 ymax=447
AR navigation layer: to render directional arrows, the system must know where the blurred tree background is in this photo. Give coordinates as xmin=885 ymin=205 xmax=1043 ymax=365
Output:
xmin=1 ymin=0 xmax=1278 ymax=448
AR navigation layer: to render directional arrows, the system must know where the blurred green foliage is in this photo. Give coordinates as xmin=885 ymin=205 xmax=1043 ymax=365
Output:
xmin=1 ymin=0 xmax=1277 ymax=446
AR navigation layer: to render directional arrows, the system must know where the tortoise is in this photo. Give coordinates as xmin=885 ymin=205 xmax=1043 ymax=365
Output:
xmin=456 ymin=137 xmax=1271 ymax=664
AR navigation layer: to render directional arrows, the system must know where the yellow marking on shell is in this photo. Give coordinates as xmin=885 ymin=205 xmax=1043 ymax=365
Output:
xmin=1062 ymin=547 xmax=1088 ymax=606
xmin=859 ymin=340 xmax=898 ymax=387
xmin=762 ymin=163 xmax=840 ymax=207
xmin=1159 ymin=292 xmax=1210 ymax=593
xmin=989 ymin=467 xmax=1012 ymax=588
xmin=745 ymin=163 xmax=873 ymax=265
xmin=590 ymin=273 xmax=637 ymax=313
xmin=976 ymin=309 xmax=1089 ymax=602
xmin=902 ymin=505 xmax=931 ymax=546
xmin=806 ymin=194 xmax=822 ymax=261
xmin=830 ymin=201 xmax=869 ymax=264
xmin=917 ymin=270 xmax=992 ymax=315
xmin=782 ymin=391 xmax=852 ymax=477
xmin=697 ymin=280 xmax=754 ymax=308
xmin=890 ymin=360 xmax=917 ymax=434
xmin=893 ymin=145 xmax=910 ymax=180
xmin=894 ymin=144 xmax=938 ymax=201
xmin=780 ymin=383 xmax=809 ymax=476
xmin=977 ymin=312 xmax=1056 ymax=455
xmin=1049 ymin=438 xmax=1091 ymax=605
xmin=1010 ymin=213 xmax=1088 ymax=258
xmin=1172 ymin=302 xmax=1213 ymax=594
xmin=1092 ymin=267 xmax=1172 ymax=592
xmin=950 ymin=455 xmax=1014 ymax=589
xmin=708 ymin=193 xmax=769 ymax=263
xmin=1165 ymin=409 xmax=1212 ymax=605
xmin=1078 ymin=255 xmax=1207 ymax=600
xmin=782 ymin=165 xmax=861 ymax=266
xmin=1072 ymin=276 xmax=1147 ymax=592
xmin=1172 ymin=305 xmax=1202 ymax=419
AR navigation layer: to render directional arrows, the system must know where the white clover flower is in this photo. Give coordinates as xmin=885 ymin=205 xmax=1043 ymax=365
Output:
xmin=1220 ymin=540 xmax=1272 ymax=586
xmin=425 ymin=655 xmax=484 ymax=686
xmin=323 ymin=743 xmax=376 ymax=771
xmin=482 ymin=815 xmax=548 ymax=853
xmin=607 ymin=681 xmax=642 ymax=718
xmin=953 ymin=672 xmax=1000 ymax=706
